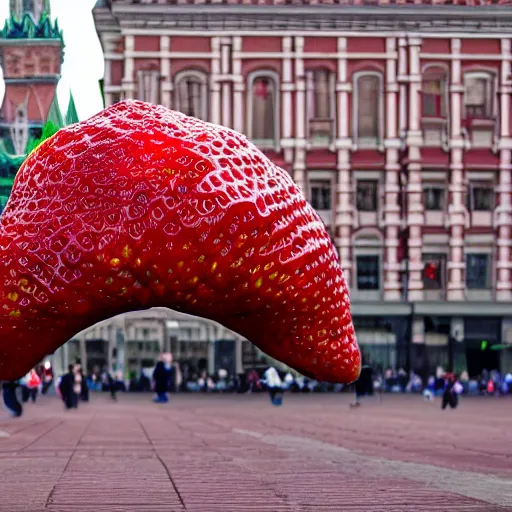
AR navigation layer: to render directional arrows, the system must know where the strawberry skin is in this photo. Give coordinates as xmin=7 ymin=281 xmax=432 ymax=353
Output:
xmin=0 ymin=100 xmax=360 ymax=383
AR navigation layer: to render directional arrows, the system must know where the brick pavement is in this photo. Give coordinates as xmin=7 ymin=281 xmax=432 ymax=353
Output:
xmin=0 ymin=393 xmax=511 ymax=512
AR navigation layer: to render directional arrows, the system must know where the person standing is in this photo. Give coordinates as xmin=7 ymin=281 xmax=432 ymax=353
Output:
xmin=59 ymin=365 xmax=77 ymax=410
xmin=153 ymin=359 xmax=170 ymax=403
xmin=26 ymin=369 xmax=41 ymax=403
xmin=442 ymin=373 xmax=461 ymax=410
xmin=263 ymin=366 xmax=283 ymax=406
xmin=2 ymin=381 xmax=23 ymax=417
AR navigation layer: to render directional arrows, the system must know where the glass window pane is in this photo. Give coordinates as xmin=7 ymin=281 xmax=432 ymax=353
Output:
xmin=471 ymin=186 xmax=493 ymax=211
xmin=310 ymin=180 xmax=331 ymax=210
xmin=356 ymin=180 xmax=378 ymax=212
xmin=423 ymin=187 xmax=445 ymax=211
xmin=466 ymin=254 xmax=489 ymax=289
xmin=356 ymin=255 xmax=380 ymax=290
xmin=252 ymin=77 xmax=276 ymax=142
xmin=422 ymin=76 xmax=446 ymax=118
xmin=464 ymin=75 xmax=493 ymax=118
xmin=423 ymin=254 xmax=446 ymax=290
xmin=357 ymin=75 xmax=380 ymax=140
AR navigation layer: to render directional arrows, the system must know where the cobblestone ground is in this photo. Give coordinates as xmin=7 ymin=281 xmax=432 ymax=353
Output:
xmin=0 ymin=393 xmax=511 ymax=512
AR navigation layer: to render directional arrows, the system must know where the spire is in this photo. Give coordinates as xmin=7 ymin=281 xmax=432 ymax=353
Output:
xmin=47 ymin=93 xmax=64 ymax=129
xmin=66 ymin=93 xmax=80 ymax=125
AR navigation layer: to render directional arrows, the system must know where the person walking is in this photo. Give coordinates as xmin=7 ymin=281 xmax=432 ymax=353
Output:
xmin=26 ymin=369 xmax=41 ymax=403
xmin=442 ymin=373 xmax=462 ymax=410
xmin=2 ymin=381 xmax=23 ymax=417
xmin=153 ymin=359 xmax=170 ymax=403
xmin=59 ymin=365 xmax=78 ymax=410
xmin=262 ymin=366 xmax=283 ymax=406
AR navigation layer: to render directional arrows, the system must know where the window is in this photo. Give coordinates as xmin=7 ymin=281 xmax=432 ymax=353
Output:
xmin=423 ymin=254 xmax=446 ymax=290
xmin=466 ymin=254 xmax=490 ymax=289
xmin=356 ymin=255 xmax=380 ymax=290
xmin=306 ymin=69 xmax=334 ymax=142
xmin=464 ymin=73 xmax=494 ymax=119
xmin=422 ymin=68 xmax=447 ymax=118
xmin=354 ymin=73 xmax=382 ymax=145
xmin=137 ymin=70 xmax=160 ymax=105
xmin=248 ymin=72 xmax=279 ymax=146
xmin=310 ymin=181 xmax=332 ymax=210
xmin=423 ymin=187 xmax=445 ymax=211
xmin=467 ymin=184 xmax=493 ymax=211
xmin=175 ymin=71 xmax=208 ymax=120
xmin=356 ymin=180 xmax=378 ymax=212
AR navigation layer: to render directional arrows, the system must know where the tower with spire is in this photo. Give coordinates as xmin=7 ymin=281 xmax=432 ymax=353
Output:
xmin=0 ymin=0 xmax=63 ymax=156
xmin=0 ymin=0 xmax=65 ymax=214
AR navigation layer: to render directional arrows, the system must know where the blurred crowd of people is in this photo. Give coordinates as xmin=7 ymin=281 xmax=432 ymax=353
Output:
xmin=372 ymin=366 xmax=512 ymax=397
xmin=3 ymin=352 xmax=512 ymax=418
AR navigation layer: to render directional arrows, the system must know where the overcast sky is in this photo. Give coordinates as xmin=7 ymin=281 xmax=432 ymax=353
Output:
xmin=0 ymin=0 xmax=105 ymax=121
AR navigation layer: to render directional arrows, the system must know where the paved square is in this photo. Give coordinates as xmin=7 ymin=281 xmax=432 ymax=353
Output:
xmin=0 ymin=393 xmax=511 ymax=511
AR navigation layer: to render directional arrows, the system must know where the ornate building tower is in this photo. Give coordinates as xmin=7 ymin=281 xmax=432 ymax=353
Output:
xmin=0 ymin=0 xmax=62 ymax=155
xmin=9 ymin=0 xmax=51 ymax=22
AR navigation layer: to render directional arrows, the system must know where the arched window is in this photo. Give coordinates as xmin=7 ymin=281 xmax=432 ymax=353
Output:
xmin=464 ymin=71 xmax=495 ymax=119
xmin=422 ymin=67 xmax=448 ymax=118
xmin=247 ymin=71 xmax=280 ymax=148
xmin=306 ymin=68 xmax=335 ymax=143
xmin=137 ymin=69 xmax=160 ymax=105
xmin=421 ymin=66 xmax=449 ymax=147
xmin=174 ymin=70 xmax=208 ymax=121
xmin=353 ymin=72 xmax=383 ymax=147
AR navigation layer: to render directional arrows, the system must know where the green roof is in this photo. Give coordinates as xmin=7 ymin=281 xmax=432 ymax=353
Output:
xmin=66 ymin=93 xmax=80 ymax=125
xmin=0 ymin=12 xmax=63 ymax=41
xmin=47 ymin=94 xmax=64 ymax=129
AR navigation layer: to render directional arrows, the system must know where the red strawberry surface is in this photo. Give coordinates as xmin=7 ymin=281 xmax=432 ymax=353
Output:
xmin=0 ymin=100 xmax=360 ymax=383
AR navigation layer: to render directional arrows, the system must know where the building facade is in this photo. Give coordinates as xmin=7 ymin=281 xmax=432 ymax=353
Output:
xmin=92 ymin=0 xmax=512 ymax=378
xmin=59 ymin=308 xmax=250 ymax=379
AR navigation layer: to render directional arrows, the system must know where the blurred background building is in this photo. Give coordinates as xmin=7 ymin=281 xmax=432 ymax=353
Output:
xmin=92 ymin=0 xmax=512 ymax=379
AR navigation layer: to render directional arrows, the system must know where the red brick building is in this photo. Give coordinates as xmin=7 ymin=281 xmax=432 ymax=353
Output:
xmin=94 ymin=0 xmax=512 ymax=378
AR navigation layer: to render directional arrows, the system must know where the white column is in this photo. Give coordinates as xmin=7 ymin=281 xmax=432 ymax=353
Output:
xmin=384 ymin=37 xmax=402 ymax=301
xmin=160 ymin=36 xmax=171 ymax=109
xmin=447 ymin=38 xmax=466 ymax=301
xmin=122 ymin=35 xmax=135 ymax=99
xmin=497 ymin=38 xmax=512 ymax=301
xmin=335 ymin=36 xmax=353 ymax=287
xmin=210 ymin=37 xmax=222 ymax=126
xmin=398 ymin=38 xmax=408 ymax=138
xmin=221 ymin=38 xmax=232 ymax=128
xmin=232 ymin=36 xmax=244 ymax=133
xmin=282 ymin=36 xmax=294 ymax=164
xmin=406 ymin=37 xmax=424 ymax=302
xmin=293 ymin=36 xmax=306 ymax=193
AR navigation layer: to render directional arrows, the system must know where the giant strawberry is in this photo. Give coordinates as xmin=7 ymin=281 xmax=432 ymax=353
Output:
xmin=0 ymin=100 xmax=360 ymax=383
